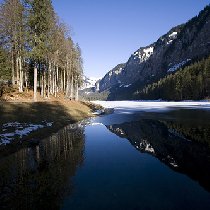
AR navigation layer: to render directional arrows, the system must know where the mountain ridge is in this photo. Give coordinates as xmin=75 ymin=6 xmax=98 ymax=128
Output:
xmin=94 ymin=4 xmax=210 ymax=100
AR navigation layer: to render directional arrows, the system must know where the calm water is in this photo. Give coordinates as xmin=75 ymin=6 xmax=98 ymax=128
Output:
xmin=1 ymin=107 xmax=210 ymax=209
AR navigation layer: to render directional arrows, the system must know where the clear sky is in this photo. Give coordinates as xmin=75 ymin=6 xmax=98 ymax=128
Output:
xmin=24 ymin=1 xmax=210 ymax=78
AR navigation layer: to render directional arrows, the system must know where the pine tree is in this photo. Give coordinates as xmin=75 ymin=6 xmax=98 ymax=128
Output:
xmin=0 ymin=46 xmax=11 ymax=80
xmin=204 ymin=57 xmax=210 ymax=97
xmin=27 ymin=0 xmax=55 ymax=100
xmin=0 ymin=0 xmax=24 ymax=89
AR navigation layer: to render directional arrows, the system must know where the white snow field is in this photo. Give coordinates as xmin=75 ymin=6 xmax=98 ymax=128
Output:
xmin=0 ymin=121 xmax=53 ymax=145
xmin=92 ymin=100 xmax=210 ymax=112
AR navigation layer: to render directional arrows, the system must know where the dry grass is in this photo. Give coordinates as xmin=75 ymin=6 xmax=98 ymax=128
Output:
xmin=0 ymin=94 xmax=100 ymax=156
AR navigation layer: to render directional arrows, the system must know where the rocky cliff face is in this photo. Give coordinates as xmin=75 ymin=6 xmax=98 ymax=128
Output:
xmin=99 ymin=5 xmax=210 ymax=99
xmin=120 ymin=25 xmax=183 ymax=85
xmin=99 ymin=63 xmax=125 ymax=92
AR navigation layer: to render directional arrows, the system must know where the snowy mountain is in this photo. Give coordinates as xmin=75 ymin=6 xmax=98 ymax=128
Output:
xmin=80 ymin=76 xmax=100 ymax=90
xmin=99 ymin=63 xmax=125 ymax=92
xmin=98 ymin=5 xmax=210 ymax=100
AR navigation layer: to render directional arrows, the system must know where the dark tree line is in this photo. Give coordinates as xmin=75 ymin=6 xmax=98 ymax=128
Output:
xmin=133 ymin=56 xmax=210 ymax=100
xmin=0 ymin=0 xmax=83 ymax=101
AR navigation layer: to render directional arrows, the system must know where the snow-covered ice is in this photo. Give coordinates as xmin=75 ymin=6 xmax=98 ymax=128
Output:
xmin=92 ymin=100 xmax=210 ymax=113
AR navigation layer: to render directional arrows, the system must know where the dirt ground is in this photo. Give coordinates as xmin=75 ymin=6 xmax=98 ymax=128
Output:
xmin=0 ymin=90 xmax=102 ymax=156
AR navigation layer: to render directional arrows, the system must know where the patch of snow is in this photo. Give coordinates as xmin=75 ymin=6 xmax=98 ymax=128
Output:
xmin=169 ymin=31 xmax=177 ymax=38
xmin=167 ymin=59 xmax=191 ymax=72
xmin=138 ymin=139 xmax=155 ymax=154
xmin=0 ymin=122 xmax=54 ymax=145
xmin=46 ymin=122 xmax=53 ymax=127
xmin=119 ymin=84 xmax=131 ymax=88
xmin=166 ymin=155 xmax=178 ymax=167
xmin=168 ymin=128 xmax=188 ymax=140
xmin=143 ymin=46 xmax=154 ymax=56
xmin=166 ymin=31 xmax=178 ymax=45
xmin=92 ymin=110 xmax=103 ymax=115
xmin=115 ymin=67 xmax=123 ymax=75
xmin=170 ymin=162 xmax=178 ymax=167
xmin=167 ymin=40 xmax=173 ymax=45
xmin=15 ymin=124 xmax=44 ymax=137
xmin=124 ymin=84 xmax=131 ymax=88
xmin=115 ymin=128 xmax=125 ymax=135
xmin=145 ymin=143 xmax=155 ymax=153
xmin=133 ymin=46 xmax=154 ymax=63
xmin=88 ymin=123 xmax=104 ymax=126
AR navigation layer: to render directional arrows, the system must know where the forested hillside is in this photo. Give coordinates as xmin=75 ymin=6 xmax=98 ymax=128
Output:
xmin=0 ymin=0 xmax=83 ymax=101
xmin=133 ymin=56 xmax=210 ymax=100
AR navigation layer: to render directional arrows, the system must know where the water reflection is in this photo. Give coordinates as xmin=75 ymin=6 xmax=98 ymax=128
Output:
xmin=1 ymin=108 xmax=210 ymax=210
xmin=107 ymin=118 xmax=210 ymax=192
xmin=0 ymin=124 xmax=85 ymax=210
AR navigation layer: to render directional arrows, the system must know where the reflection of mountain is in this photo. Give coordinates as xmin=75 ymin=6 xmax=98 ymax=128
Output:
xmin=0 ymin=124 xmax=85 ymax=210
xmin=107 ymin=119 xmax=210 ymax=192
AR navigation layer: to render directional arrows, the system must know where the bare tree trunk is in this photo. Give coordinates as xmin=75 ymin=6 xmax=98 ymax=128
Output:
xmin=54 ymin=66 xmax=57 ymax=97
xmin=52 ymin=69 xmax=55 ymax=95
xmin=60 ymin=70 xmax=63 ymax=92
xmin=75 ymin=81 xmax=78 ymax=101
xmin=56 ymin=65 xmax=59 ymax=95
xmin=11 ymin=50 xmax=15 ymax=85
xmin=34 ymin=66 xmax=37 ymax=101
xmin=16 ymin=56 xmax=19 ymax=88
xmin=43 ymin=71 xmax=47 ymax=98
xmin=18 ymin=56 xmax=23 ymax=92
xmin=65 ymin=68 xmax=70 ymax=99
xmin=70 ymin=74 xmax=74 ymax=100
xmin=25 ymin=70 xmax=28 ymax=92
xmin=64 ymin=69 xmax=66 ymax=93
xmin=49 ymin=62 xmax=53 ymax=95
xmin=41 ymin=73 xmax=44 ymax=97
xmin=47 ymin=69 xmax=50 ymax=98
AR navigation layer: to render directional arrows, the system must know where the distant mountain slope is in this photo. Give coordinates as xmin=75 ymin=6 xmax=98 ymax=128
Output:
xmin=99 ymin=63 xmax=126 ymax=92
xmin=98 ymin=5 xmax=210 ymax=100
xmin=133 ymin=55 xmax=210 ymax=100
xmin=80 ymin=76 xmax=100 ymax=90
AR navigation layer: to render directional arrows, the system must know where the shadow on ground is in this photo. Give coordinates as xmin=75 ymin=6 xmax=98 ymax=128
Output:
xmin=0 ymin=101 xmax=91 ymax=157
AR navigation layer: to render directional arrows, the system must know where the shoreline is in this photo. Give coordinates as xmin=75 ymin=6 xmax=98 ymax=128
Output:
xmin=0 ymin=99 xmax=103 ymax=157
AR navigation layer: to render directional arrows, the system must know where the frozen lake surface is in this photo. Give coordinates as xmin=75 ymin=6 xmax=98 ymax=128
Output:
xmin=93 ymin=100 xmax=210 ymax=112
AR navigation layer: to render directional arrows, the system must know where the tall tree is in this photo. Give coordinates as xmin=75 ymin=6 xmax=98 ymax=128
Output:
xmin=0 ymin=0 xmax=84 ymax=100
xmin=0 ymin=0 xmax=24 ymax=89
xmin=27 ymin=0 xmax=55 ymax=100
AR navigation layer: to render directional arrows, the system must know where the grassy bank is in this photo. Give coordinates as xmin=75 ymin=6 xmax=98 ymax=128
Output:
xmin=0 ymin=99 xmax=101 ymax=157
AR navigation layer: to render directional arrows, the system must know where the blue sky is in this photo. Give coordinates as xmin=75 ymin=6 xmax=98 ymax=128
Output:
xmin=51 ymin=0 xmax=210 ymax=78
xmin=19 ymin=1 xmax=210 ymax=78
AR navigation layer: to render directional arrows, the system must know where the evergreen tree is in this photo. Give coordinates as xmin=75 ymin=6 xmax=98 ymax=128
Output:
xmin=0 ymin=46 xmax=11 ymax=80
xmin=0 ymin=0 xmax=83 ymax=100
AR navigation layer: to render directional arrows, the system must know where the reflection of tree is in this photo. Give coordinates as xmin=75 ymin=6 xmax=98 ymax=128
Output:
xmin=0 ymin=124 xmax=85 ymax=210
xmin=107 ymin=119 xmax=210 ymax=192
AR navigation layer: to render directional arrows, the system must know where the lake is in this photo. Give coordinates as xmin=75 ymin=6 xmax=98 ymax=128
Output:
xmin=1 ymin=101 xmax=210 ymax=210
